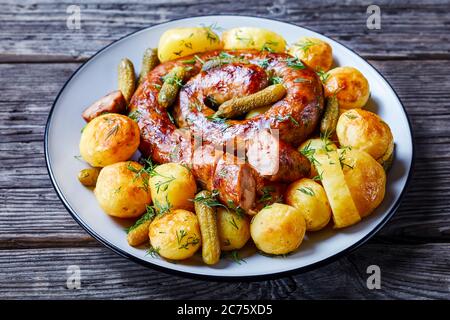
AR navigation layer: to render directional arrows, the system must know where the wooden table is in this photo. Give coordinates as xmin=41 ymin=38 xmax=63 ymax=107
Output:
xmin=1 ymin=0 xmax=449 ymax=299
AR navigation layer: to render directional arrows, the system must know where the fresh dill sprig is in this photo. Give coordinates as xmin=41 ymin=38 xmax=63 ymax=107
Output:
xmin=298 ymin=186 xmax=315 ymax=196
xmin=191 ymin=189 xmax=228 ymax=210
xmin=126 ymin=206 xmax=156 ymax=233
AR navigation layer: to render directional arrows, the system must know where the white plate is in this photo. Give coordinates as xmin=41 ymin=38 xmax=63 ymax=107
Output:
xmin=45 ymin=15 xmax=414 ymax=280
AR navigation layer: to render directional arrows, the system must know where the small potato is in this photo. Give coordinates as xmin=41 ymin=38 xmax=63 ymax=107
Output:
xmin=299 ymin=137 xmax=337 ymax=179
xmin=288 ymin=37 xmax=333 ymax=71
xmin=158 ymin=27 xmax=223 ymax=62
xmin=149 ymin=209 xmax=201 ymax=260
xmin=217 ymin=208 xmax=250 ymax=251
xmin=339 ymin=148 xmax=386 ymax=217
xmin=149 ymin=163 xmax=197 ymax=214
xmin=94 ymin=161 xmax=151 ymax=218
xmin=285 ymin=178 xmax=331 ymax=231
xmin=324 ymin=67 xmax=370 ymax=109
xmin=337 ymin=109 xmax=393 ymax=160
xmin=245 ymin=106 xmax=271 ymax=119
xmin=222 ymin=27 xmax=286 ymax=52
xmin=251 ymin=203 xmax=306 ymax=255
xmin=79 ymin=114 xmax=140 ymax=167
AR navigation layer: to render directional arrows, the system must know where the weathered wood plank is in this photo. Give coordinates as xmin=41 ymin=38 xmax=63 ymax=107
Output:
xmin=0 ymin=0 xmax=450 ymax=61
xmin=0 ymin=244 xmax=448 ymax=299
xmin=0 ymin=60 xmax=449 ymax=247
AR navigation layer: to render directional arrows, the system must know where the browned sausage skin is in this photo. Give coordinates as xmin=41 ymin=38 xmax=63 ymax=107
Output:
xmin=128 ymin=50 xmax=323 ymax=211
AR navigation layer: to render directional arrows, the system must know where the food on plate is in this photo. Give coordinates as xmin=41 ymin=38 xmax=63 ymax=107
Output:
xmin=118 ymin=58 xmax=136 ymax=104
xmin=157 ymin=27 xmax=223 ymax=62
xmin=194 ymin=191 xmax=221 ymax=264
xmin=288 ymin=37 xmax=333 ymax=71
xmin=138 ymin=48 xmax=160 ymax=85
xmin=217 ymin=207 xmax=251 ymax=251
xmin=126 ymin=207 xmax=156 ymax=246
xmin=315 ymin=150 xmax=361 ymax=228
xmin=94 ymin=161 xmax=151 ymax=218
xmin=336 ymin=109 xmax=394 ymax=160
xmin=77 ymin=167 xmax=101 ymax=187
xmin=320 ymin=96 xmax=339 ymax=136
xmin=222 ymin=27 xmax=286 ymax=52
xmin=245 ymin=105 xmax=271 ymax=119
xmin=214 ymin=84 xmax=286 ymax=118
xmin=149 ymin=209 xmax=201 ymax=260
xmin=81 ymin=90 xmax=127 ymax=122
xmin=79 ymin=113 xmax=140 ymax=167
xmin=250 ymin=203 xmax=306 ymax=255
xmin=285 ymin=178 xmax=331 ymax=231
xmin=339 ymin=148 xmax=386 ymax=217
xmin=149 ymin=163 xmax=197 ymax=214
xmin=324 ymin=66 xmax=370 ymax=109
xmin=76 ymin=25 xmax=395 ymax=266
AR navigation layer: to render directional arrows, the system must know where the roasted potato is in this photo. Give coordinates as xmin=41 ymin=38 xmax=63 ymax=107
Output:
xmin=158 ymin=27 xmax=223 ymax=62
xmin=149 ymin=209 xmax=201 ymax=260
xmin=336 ymin=109 xmax=393 ymax=160
xmin=222 ymin=27 xmax=286 ymax=52
xmin=149 ymin=163 xmax=197 ymax=214
xmin=324 ymin=67 xmax=370 ymax=109
xmin=245 ymin=105 xmax=271 ymax=119
xmin=288 ymin=37 xmax=333 ymax=71
xmin=79 ymin=113 xmax=140 ymax=167
xmin=299 ymin=137 xmax=337 ymax=179
xmin=250 ymin=203 xmax=306 ymax=255
xmin=94 ymin=161 xmax=151 ymax=218
xmin=339 ymin=148 xmax=386 ymax=217
xmin=217 ymin=208 xmax=250 ymax=251
xmin=285 ymin=178 xmax=331 ymax=231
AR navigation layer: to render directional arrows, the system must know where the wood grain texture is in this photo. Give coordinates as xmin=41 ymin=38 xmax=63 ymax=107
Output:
xmin=0 ymin=0 xmax=449 ymax=299
xmin=1 ymin=0 xmax=450 ymax=62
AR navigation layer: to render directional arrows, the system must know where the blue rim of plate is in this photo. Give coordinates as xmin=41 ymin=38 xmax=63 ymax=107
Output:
xmin=45 ymin=14 xmax=415 ymax=281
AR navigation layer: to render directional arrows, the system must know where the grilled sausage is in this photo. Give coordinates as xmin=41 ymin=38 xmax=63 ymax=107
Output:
xmin=82 ymin=90 xmax=127 ymax=122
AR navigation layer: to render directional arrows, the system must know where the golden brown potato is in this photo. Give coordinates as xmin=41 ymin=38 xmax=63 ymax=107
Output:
xmin=245 ymin=105 xmax=271 ymax=119
xmin=285 ymin=178 xmax=331 ymax=231
xmin=337 ymin=109 xmax=393 ymax=160
xmin=250 ymin=203 xmax=306 ymax=255
xmin=79 ymin=114 xmax=140 ymax=167
xmin=339 ymin=148 xmax=386 ymax=217
xmin=149 ymin=163 xmax=197 ymax=214
xmin=94 ymin=161 xmax=151 ymax=218
xmin=222 ymin=27 xmax=286 ymax=52
xmin=299 ymin=137 xmax=337 ymax=179
xmin=324 ymin=67 xmax=370 ymax=109
xmin=149 ymin=209 xmax=201 ymax=260
xmin=288 ymin=37 xmax=333 ymax=71
xmin=216 ymin=208 xmax=250 ymax=251
xmin=158 ymin=27 xmax=223 ymax=62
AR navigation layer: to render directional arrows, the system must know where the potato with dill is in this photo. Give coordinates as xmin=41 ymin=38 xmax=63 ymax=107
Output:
xmin=149 ymin=163 xmax=197 ymax=214
xmin=250 ymin=203 xmax=306 ymax=255
xmin=158 ymin=27 xmax=223 ymax=62
xmin=79 ymin=113 xmax=140 ymax=167
xmin=216 ymin=208 xmax=250 ymax=251
xmin=299 ymin=137 xmax=337 ymax=179
xmin=222 ymin=27 xmax=286 ymax=52
xmin=149 ymin=209 xmax=201 ymax=260
xmin=323 ymin=67 xmax=370 ymax=109
xmin=337 ymin=109 xmax=393 ymax=161
xmin=339 ymin=148 xmax=386 ymax=217
xmin=285 ymin=178 xmax=331 ymax=231
xmin=94 ymin=161 xmax=151 ymax=218
xmin=288 ymin=37 xmax=333 ymax=72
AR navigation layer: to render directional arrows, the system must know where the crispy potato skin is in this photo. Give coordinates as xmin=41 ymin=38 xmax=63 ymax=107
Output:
xmin=339 ymin=149 xmax=386 ymax=217
xmin=94 ymin=161 xmax=151 ymax=218
xmin=250 ymin=203 xmax=306 ymax=255
xmin=324 ymin=67 xmax=370 ymax=109
xmin=79 ymin=114 xmax=140 ymax=167
xmin=222 ymin=27 xmax=286 ymax=52
xmin=149 ymin=163 xmax=197 ymax=213
xmin=337 ymin=109 xmax=393 ymax=160
xmin=158 ymin=27 xmax=223 ymax=62
xmin=216 ymin=208 xmax=251 ymax=251
xmin=289 ymin=37 xmax=333 ymax=71
xmin=285 ymin=178 xmax=331 ymax=231
xmin=149 ymin=209 xmax=201 ymax=260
